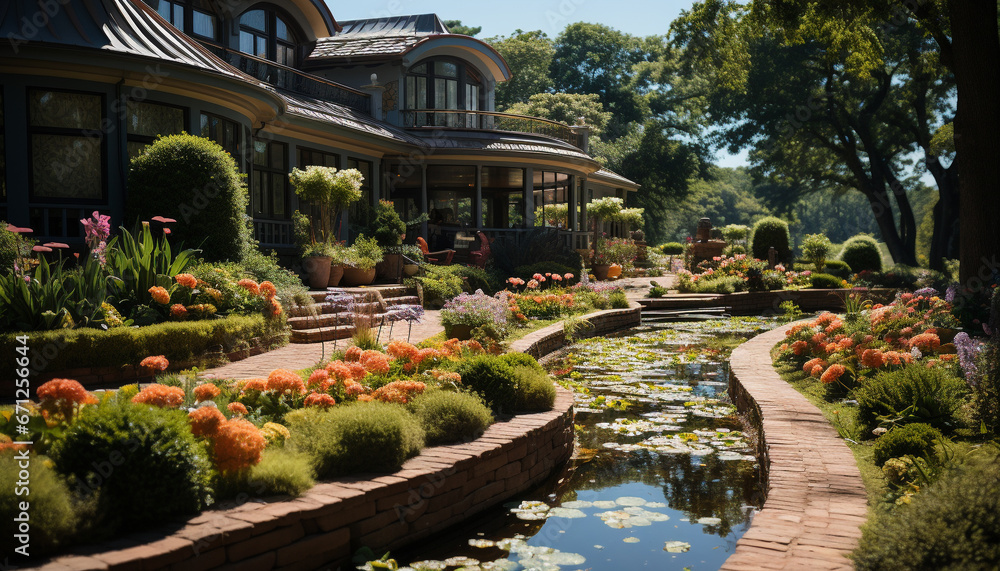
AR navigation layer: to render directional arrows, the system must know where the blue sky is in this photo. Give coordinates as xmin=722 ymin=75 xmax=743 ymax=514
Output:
xmin=324 ymin=0 xmax=750 ymax=168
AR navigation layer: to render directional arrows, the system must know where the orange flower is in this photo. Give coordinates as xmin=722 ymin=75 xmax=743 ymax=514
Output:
xmin=227 ymin=402 xmax=248 ymax=416
xmin=237 ymin=279 xmax=260 ymax=295
xmin=345 ymin=346 xmax=363 ymax=362
xmin=909 ymin=333 xmax=941 ymax=353
xmin=148 ymin=286 xmax=170 ymax=305
xmin=188 ymin=406 xmax=226 ymax=438
xmin=820 ymin=364 xmax=847 ymax=384
xmin=304 ymin=392 xmax=337 ymax=409
xmin=372 ymin=380 xmax=426 ymax=404
xmin=37 ymin=378 xmax=96 ymax=421
xmin=326 ymin=360 xmax=353 ymax=382
xmin=345 ymin=383 xmax=368 ymax=398
xmin=360 ymin=350 xmax=391 ymax=375
xmin=211 ymin=418 xmax=266 ymax=473
xmin=259 ymin=281 xmax=277 ymax=299
xmin=357 ymin=394 xmax=374 ymax=402
xmin=307 ymin=369 xmax=330 ymax=389
xmin=463 ymin=340 xmax=485 ymax=354
xmin=803 ymin=358 xmax=827 ymax=375
xmin=860 ymin=349 xmax=885 ymax=369
xmin=387 ymin=340 xmax=419 ymax=361
xmin=241 ymin=378 xmax=268 ymax=393
xmin=348 ymin=362 xmax=368 ymax=381
xmin=140 ymin=355 xmax=170 ymax=372
xmin=266 ymin=369 xmax=306 ymax=396
xmin=268 ymin=298 xmax=283 ymax=317
xmin=193 ymin=383 xmax=221 ymax=402
xmin=175 ymin=273 xmax=197 ymax=288
xmin=791 ymin=341 xmax=808 ymax=356
xmin=132 ymin=384 xmax=185 ymax=408
xmin=170 ymin=304 xmax=188 ymax=319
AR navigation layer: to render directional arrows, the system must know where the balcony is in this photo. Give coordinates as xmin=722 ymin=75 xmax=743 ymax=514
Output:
xmin=401 ymin=110 xmax=587 ymax=150
xmin=203 ymin=45 xmax=371 ymax=115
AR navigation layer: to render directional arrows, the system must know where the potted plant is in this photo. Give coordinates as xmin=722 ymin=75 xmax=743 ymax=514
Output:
xmin=372 ymin=199 xmax=407 ymax=282
xmin=342 ymin=234 xmax=383 ymax=286
xmin=289 ymin=166 xmax=363 ymax=288
xmin=400 ymin=243 xmax=423 ymax=277
xmin=292 ymin=210 xmax=332 ymax=289
xmin=440 ymin=290 xmax=510 ymax=341
xmin=327 ymin=241 xmax=349 ymax=287
xmin=592 ymin=237 xmax=638 ymax=280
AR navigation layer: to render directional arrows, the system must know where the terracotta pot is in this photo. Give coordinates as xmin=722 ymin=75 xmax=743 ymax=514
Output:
xmin=592 ymin=264 xmax=611 ymax=281
xmin=327 ymin=264 xmax=344 ymax=287
xmin=341 ymin=266 xmax=376 ymax=286
xmin=445 ymin=324 xmax=474 ymax=340
xmin=403 ymin=264 xmax=419 ymax=277
xmin=608 ymin=264 xmax=623 ymax=279
xmin=303 ymin=255 xmax=332 ymax=290
xmin=376 ymin=253 xmax=402 ymax=283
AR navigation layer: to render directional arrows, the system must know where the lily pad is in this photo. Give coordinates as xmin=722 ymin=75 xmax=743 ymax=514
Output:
xmin=623 ymin=537 xmax=641 ymax=543
xmin=559 ymin=500 xmax=593 ymax=509
xmin=547 ymin=507 xmax=587 ymax=519
xmin=615 ymin=496 xmax=647 ymax=507
xmin=664 ymin=541 xmax=692 ymax=553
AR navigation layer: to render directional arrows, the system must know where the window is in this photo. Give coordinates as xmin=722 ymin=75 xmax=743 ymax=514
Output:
xmin=532 ymin=170 xmax=570 ymax=228
xmin=149 ymin=0 xmax=217 ymax=40
xmin=28 ymin=89 xmax=105 ymax=201
xmin=405 ymin=59 xmax=484 ymax=127
xmin=239 ymin=7 xmax=297 ymax=66
xmin=0 ymin=88 xmax=5 ymax=209
xmin=482 ymin=167 xmax=524 ymax=229
xmin=252 ymin=139 xmax=288 ymax=219
xmin=200 ymin=113 xmax=242 ymax=168
xmin=346 ymin=158 xmax=373 ymax=241
xmin=127 ymin=100 xmax=185 ymax=159
xmin=297 ymin=147 xmax=337 ymax=168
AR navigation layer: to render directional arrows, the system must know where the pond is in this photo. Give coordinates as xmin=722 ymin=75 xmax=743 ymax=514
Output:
xmin=373 ymin=317 xmax=779 ymax=571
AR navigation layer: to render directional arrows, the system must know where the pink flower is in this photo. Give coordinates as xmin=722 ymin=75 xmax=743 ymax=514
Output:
xmin=44 ymin=242 xmax=69 ymax=249
xmin=551 ymin=274 xmax=562 ymax=282
xmin=527 ymin=279 xmax=539 ymax=289
xmin=564 ymin=273 xmax=574 ymax=280
xmin=32 ymin=245 xmax=52 ymax=252
xmin=533 ymin=273 xmax=544 ymax=281
xmin=151 ymin=216 xmax=176 ymax=224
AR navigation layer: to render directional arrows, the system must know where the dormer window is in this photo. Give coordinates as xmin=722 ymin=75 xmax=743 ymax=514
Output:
xmin=147 ymin=0 xmax=217 ymax=41
xmin=405 ymin=59 xmax=483 ymax=127
xmin=239 ymin=7 xmax=298 ymax=67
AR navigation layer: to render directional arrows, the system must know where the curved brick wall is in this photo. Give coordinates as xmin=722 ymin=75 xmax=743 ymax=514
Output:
xmin=510 ymin=304 xmax=642 ymax=358
xmin=723 ymin=324 xmax=868 ymax=571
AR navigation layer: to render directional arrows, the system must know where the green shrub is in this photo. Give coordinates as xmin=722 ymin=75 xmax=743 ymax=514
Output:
xmin=660 ymin=242 xmax=685 ymax=255
xmin=50 ymin=402 xmax=213 ymax=530
xmin=865 ymin=264 xmax=949 ymax=291
xmin=872 ymin=423 xmax=943 ymax=467
xmin=371 ymin=200 xmax=407 ymax=251
xmin=720 ymin=224 xmax=750 ymax=245
xmin=809 ymin=273 xmax=844 ymax=289
xmin=840 ymin=234 xmax=883 ymax=273
xmin=0 ymin=315 xmax=274 ymax=373
xmin=500 ymin=352 xmax=545 ymax=372
xmin=455 ymin=355 xmax=518 ymax=412
xmin=852 ymin=456 xmax=1000 ymax=570
xmin=689 ymin=275 xmax=745 ymax=294
xmin=409 ymin=390 xmax=494 ymax=445
xmin=512 ymin=366 xmax=557 ymax=411
xmin=0 ymin=221 xmax=35 ymax=275
xmin=128 ymin=134 xmax=252 ymax=262
xmin=285 ymin=402 xmax=424 ymax=478
xmin=239 ymin=248 xmax=308 ymax=305
xmin=608 ymin=290 xmax=630 ymax=308
xmin=855 ymin=365 xmax=968 ymax=435
xmin=216 ymin=448 xmax=315 ymax=498
xmin=750 ymin=217 xmax=792 ymax=262
xmin=409 ymin=265 xmax=465 ymax=307
xmin=801 ymin=233 xmax=833 ymax=270
xmin=822 ymin=259 xmax=853 ymax=279
xmin=0 ymin=453 xmax=79 ymax=555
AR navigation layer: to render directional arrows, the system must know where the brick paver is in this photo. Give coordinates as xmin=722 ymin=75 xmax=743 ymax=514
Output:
xmin=723 ymin=323 xmax=868 ymax=570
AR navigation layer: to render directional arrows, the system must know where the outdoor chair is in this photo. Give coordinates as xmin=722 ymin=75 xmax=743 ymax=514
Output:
xmin=416 ymin=237 xmax=455 ymax=265
xmin=468 ymin=232 xmax=492 ymax=268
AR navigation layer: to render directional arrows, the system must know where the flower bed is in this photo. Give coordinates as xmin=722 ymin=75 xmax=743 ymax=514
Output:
xmin=676 ymin=255 xmax=813 ymax=294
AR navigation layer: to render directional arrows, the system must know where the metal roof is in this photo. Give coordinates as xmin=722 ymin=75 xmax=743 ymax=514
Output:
xmin=280 ymin=92 xmax=425 ymax=145
xmin=308 ymin=14 xmax=450 ymax=61
xmin=335 ymin=14 xmax=450 ymax=37
xmin=591 ymin=168 xmax=640 ymax=190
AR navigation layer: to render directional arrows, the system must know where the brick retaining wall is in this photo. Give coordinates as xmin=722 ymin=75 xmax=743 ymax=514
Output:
xmin=509 ymin=303 xmax=642 ymax=358
xmin=640 ymin=288 xmax=895 ymax=316
xmin=722 ymin=323 xmax=868 ymax=571
xmin=32 ymin=389 xmax=575 ymax=571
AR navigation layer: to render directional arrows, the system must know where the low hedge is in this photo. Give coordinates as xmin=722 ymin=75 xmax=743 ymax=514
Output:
xmin=0 ymin=315 xmax=279 ymax=377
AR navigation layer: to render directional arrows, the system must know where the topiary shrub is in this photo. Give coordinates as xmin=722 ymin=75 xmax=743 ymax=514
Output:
xmin=750 ymin=216 xmax=792 ymax=262
xmin=660 ymin=242 xmax=685 ymax=255
xmin=454 ymin=355 xmax=518 ymax=412
xmin=216 ymin=448 xmax=315 ymax=498
xmin=511 ymin=365 xmax=557 ymax=411
xmin=800 ymin=233 xmax=833 ymax=270
xmin=809 ymin=273 xmax=844 ymax=289
xmin=127 ymin=134 xmax=251 ymax=262
xmin=285 ymin=402 xmax=424 ymax=478
xmin=854 ymin=365 xmax=968 ymax=436
xmin=0 ymin=452 xmax=79 ymax=555
xmin=822 ymin=259 xmax=853 ymax=279
xmin=409 ymin=390 xmax=494 ymax=445
xmin=50 ymin=402 xmax=213 ymax=530
xmin=872 ymin=423 xmax=943 ymax=467
xmin=840 ymin=234 xmax=883 ymax=273
xmin=852 ymin=456 xmax=1000 ymax=570
xmin=501 ymin=352 xmax=545 ymax=373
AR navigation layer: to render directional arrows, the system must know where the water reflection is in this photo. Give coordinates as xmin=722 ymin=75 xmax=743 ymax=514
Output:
xmin=385 ymin=318 xmax=777 ymax=571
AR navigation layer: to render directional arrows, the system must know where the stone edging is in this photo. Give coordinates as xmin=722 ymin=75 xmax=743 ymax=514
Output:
xmin=723 ymin=323 xmax=868 ymax=571
xmin=640 ymin=288 xmax=895 ymax=316
xmin=33 ymin=389 xmax=575 ymax=570
xmin=509 ymin=303 xmax=642 ymax=358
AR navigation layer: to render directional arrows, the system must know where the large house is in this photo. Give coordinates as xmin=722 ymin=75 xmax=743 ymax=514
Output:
xmin=0 ymin=0 xmax=637 ymax=258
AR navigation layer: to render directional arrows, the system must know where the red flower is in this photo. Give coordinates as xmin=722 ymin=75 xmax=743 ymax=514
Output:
xmin=227 ymin=402 xmax=249 ymax=416
xmin=304 ymin=392 xmax=337 ymax=409
xmin=132 ymin=384 xmax=185 ymax=408
xmin=175 ymin=273 xmax=197 ymax=288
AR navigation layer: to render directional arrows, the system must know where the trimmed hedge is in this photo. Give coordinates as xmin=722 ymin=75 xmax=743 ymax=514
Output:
xmin=511 ymin=366 xmax=557 ymax=412
xmin=840 ymin=234 xmax=883 ymax=273
xmin=750 ymin=217 xmax=791 ymax=262
xmin=0 ymin=315 xmax=277 ymax=376
xmin=409 ymin=390 xmax=494 ymax=445
xmin=809 ymin=273 xmax=844 ymax=289
xmin=454 ymin=355 xmax=518 ymax=413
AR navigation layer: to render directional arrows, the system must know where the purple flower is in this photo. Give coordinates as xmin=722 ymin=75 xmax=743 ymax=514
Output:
xmin=914 ymin=287 xmax=938 ymax=297
xmin=394 ymin=304 xmax=424 ymax=323
xmin=945 ymin=284 xmax=957 ymax=303
xmin=325 ymin=288 xmax=355 ymax=311
xmin=954 ymin=332 xmax=981 ymax=386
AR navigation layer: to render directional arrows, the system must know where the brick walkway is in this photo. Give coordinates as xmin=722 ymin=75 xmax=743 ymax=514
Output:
xmin=723 ymin=324 xmax=868 ymax=571
xmin=201 ymin=310 xmax=444 ymax=380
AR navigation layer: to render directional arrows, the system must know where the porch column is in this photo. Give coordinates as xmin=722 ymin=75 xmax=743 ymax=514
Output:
xmin=568 ymin=175 xmax=578 ymax=232
xmin=336 ymin=153 xmax=349 ymax=242
xmin=523 ymin=167 xmax=534 ymax=228
xmin=475 ymin=165 xmax=483 ymax=230
xmin=420 ymin=164 xmax=428 ymax=239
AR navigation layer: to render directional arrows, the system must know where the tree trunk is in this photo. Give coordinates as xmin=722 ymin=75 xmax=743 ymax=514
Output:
xmin=948 ymin=1 xmax=1000 ymax=285
xmin=926 ymin=155 xmax=960 ymax=271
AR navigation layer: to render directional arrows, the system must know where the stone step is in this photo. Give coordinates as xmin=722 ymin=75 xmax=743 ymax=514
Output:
xmin=290 ymin=325 xmax=357 ymax=344
xmin=287 ymin=313 xmax=355 ymax=331
xmin=383 ymin=295 xmax=421 ymax=307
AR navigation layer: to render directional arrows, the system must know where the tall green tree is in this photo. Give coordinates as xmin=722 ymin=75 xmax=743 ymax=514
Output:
xmin=743 ymin=1 xmax=999 ymax=282
xmin=443 ymin=20 xmax=481 ymax=37
xmin=486 ymin=30 xmax=555 ymax=110
xmin=506 ymin=93 xmax=611 ymax=136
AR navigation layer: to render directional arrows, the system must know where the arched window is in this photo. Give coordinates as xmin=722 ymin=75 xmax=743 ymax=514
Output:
xmin=238 ymin=6 xmax=298 ymax=67
xmin=147 ymin=0 xmax=217 ymax=41
xmin=405 ymin=59 xmax=484 ymax=127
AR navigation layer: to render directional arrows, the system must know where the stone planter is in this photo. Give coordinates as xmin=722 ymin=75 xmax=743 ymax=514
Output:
xmin=592 ymin=264 xmax=611 ymax=281
xmin=303 ymin=255 xmax=332 ymax=290
xmin=341 ymin=266 xmax=376 ymax=286
xmin=444 ymin=324 xmax=474 ymax=340
xmin=402 ymin=263 xmax=419 ymax=277
xmin=328 ymin=264 xmax=344 ymax=287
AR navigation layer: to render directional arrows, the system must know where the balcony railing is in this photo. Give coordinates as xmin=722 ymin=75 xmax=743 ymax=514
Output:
xmin=203 ymin=45 xmax=371 ymax=115
xmin=401 ymin=110 xmax=587 ymax=150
